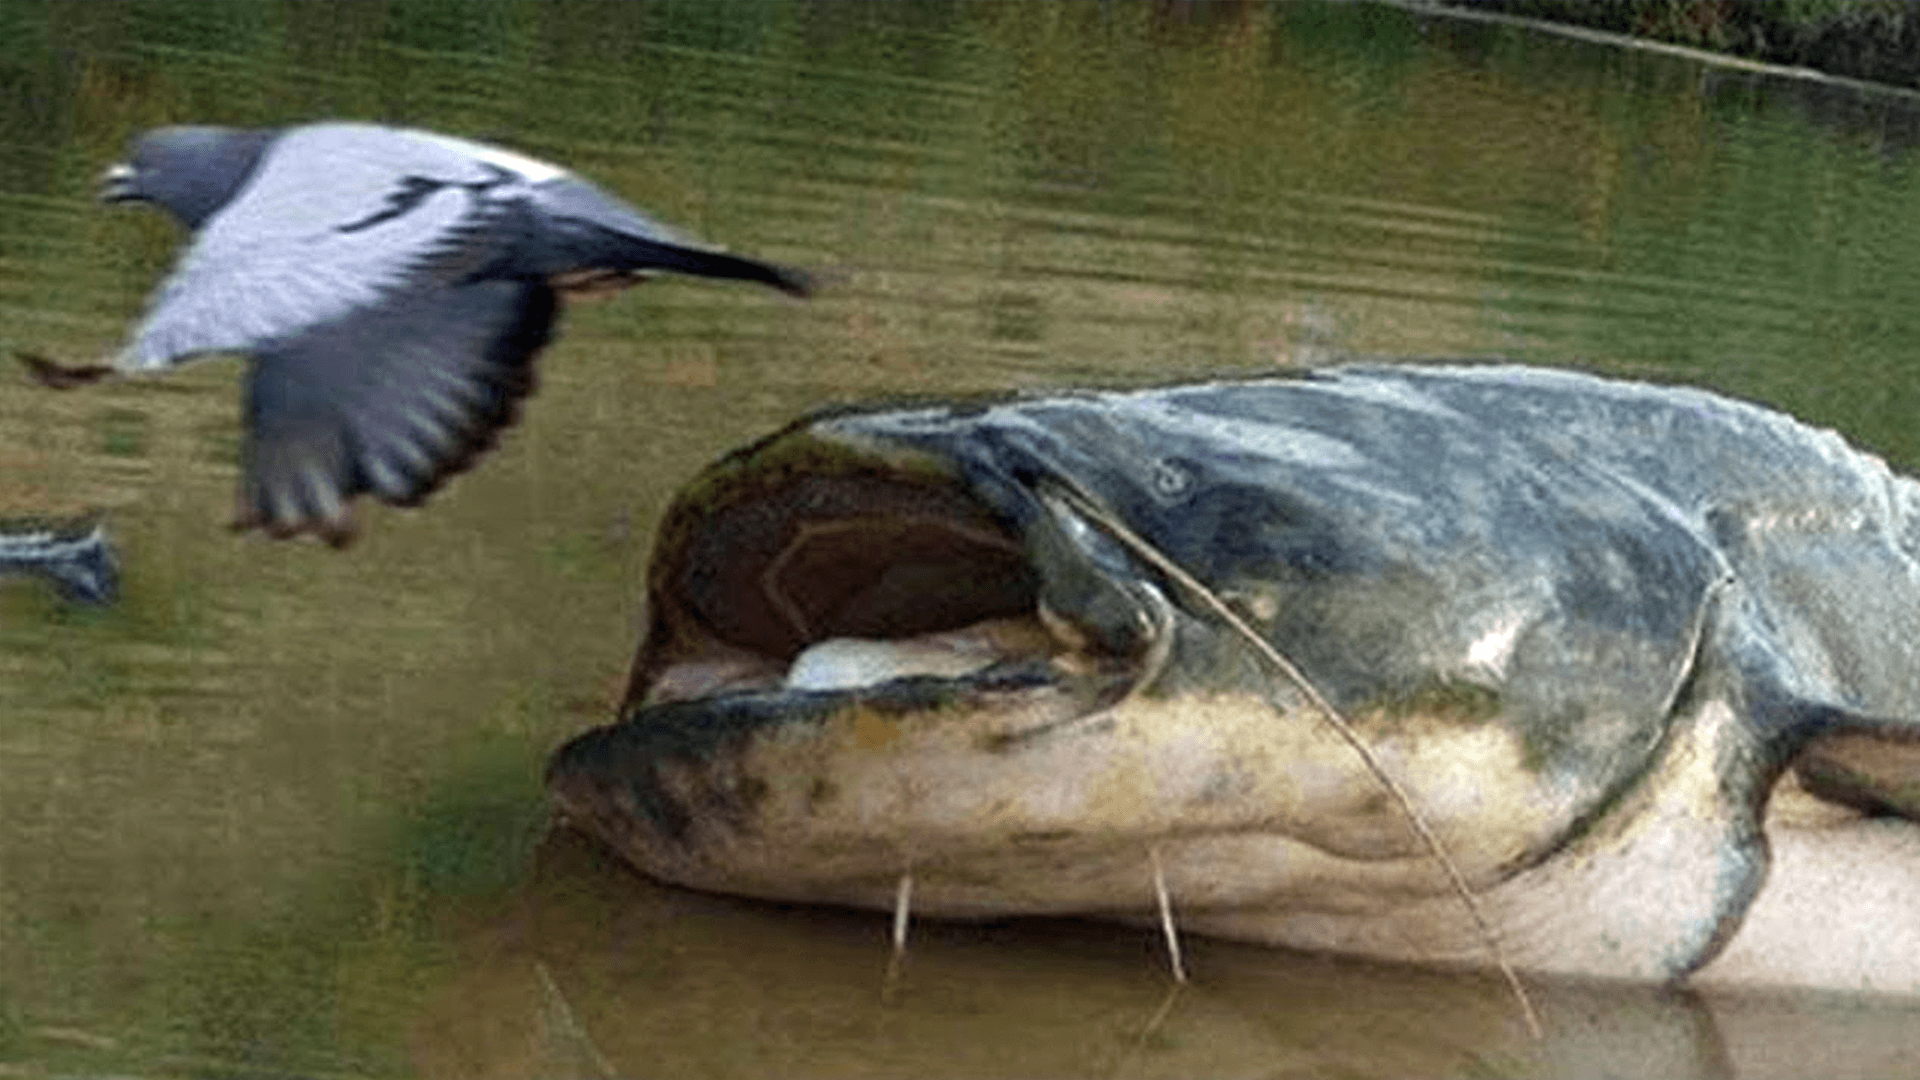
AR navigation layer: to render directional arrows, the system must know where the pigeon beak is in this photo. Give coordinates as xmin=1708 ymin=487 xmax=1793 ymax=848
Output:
xmin=99 ymin=162 xmax=139 ymax=203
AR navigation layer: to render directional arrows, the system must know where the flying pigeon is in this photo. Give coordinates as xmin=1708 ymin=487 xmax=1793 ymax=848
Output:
xmin=21 ymin=122 xmax=813 ymax=547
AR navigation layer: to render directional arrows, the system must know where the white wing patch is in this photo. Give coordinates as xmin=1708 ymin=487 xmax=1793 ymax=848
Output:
xmin=411 ymin=129 xmax=568 ymax=184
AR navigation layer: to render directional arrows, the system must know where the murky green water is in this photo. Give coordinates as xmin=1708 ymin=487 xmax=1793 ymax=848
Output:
xmin=4 ymin=2 xmax=1920 ymax=1077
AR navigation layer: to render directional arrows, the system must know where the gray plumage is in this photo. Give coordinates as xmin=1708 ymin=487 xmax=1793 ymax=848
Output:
xmin=0 ymin=515 xmax=119 ymax=606
xmin=67 ymin=122 xmax=813 ymax=546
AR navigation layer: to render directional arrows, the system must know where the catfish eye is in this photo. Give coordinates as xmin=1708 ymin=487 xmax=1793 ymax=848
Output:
xmin=1151 ymin=458 xmax=1192 ymax=499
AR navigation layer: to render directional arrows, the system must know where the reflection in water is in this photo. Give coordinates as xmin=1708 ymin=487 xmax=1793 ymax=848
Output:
xmin=4 ymin=2 xmax=1920 ymax=1077
xmin=417 ymin=830 xmax=1919 ymax=1080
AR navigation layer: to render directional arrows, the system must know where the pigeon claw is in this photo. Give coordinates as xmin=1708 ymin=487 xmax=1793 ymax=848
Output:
xmin=17 ymin=352 xmax=116 ymax=389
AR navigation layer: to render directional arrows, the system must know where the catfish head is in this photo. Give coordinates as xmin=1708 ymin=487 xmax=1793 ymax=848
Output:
xmin=548 ymin=368 xmax=1809 ymax=982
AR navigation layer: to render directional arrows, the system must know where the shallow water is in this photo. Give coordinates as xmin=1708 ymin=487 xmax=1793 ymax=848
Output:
xmin=3 ymin=2 xmax=1920 ymax=1077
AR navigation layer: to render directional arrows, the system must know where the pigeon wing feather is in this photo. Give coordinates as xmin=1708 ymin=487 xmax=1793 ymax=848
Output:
xmin=237 ymin=275 xmax=557 ymax=544
xmin=118 ymin=124 xmax=536 ymax=371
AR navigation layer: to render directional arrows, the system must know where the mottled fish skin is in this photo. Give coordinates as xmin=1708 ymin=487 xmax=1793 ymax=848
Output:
xmin=549 ymin=363 xmax=1920 ymax=989
xmin=68 ymin=122 xmax=812 ymax=546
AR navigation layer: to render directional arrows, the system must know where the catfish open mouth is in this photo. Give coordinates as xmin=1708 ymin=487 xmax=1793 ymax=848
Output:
xmin=544 ymin=412 xmax=1169 ymax=910
xmin=629 ymin=453 xmax=1082 ymax=708
xmin=616 ymin=416 xmax=1161 ymax=719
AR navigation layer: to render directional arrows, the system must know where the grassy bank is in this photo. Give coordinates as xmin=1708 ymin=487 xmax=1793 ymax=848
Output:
xmin=1441 ymin=1 xmax=1920 ymax=90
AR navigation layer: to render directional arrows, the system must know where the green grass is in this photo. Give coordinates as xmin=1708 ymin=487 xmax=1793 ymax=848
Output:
xmin=1450 ymin=0 xmax=1920 ymax=89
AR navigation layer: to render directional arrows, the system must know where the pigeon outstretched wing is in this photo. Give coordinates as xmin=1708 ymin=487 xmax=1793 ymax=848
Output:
xmin=120 ymin=124 xmax=537 ymax=371
xmin=238 ymin=276 xmax=556 ymax=544
xmin=27 ymin=121 xmax=814 ymax=545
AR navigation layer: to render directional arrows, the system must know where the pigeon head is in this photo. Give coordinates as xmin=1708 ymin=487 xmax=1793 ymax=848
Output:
xmin=101 ymin=125 xmax=277 ymax=229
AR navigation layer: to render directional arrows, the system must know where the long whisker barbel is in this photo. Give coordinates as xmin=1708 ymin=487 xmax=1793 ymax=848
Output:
xmin=1148 ymin=845 xmax=1187 ymax=985
xmin=1038 ymin=480 xmax=1544 ymax=1040
xmin=883 ymin=864 xmax=913 ymax=999
xmin=533 ymin=962 xmax=621 ymax=1080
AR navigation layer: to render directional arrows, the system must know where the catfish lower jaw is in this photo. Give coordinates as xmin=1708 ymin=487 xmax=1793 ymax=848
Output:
xmin=545 ymin=656 xmax=1137 ymax=901
xmin=545 ymin=664 xmax=1558 ymax=923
